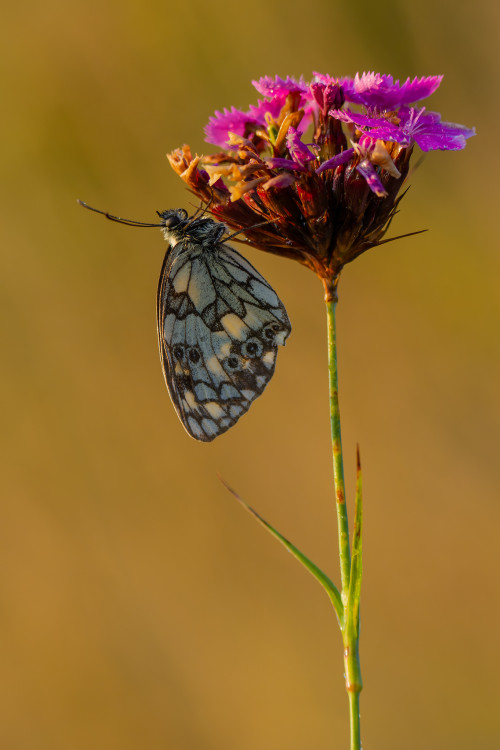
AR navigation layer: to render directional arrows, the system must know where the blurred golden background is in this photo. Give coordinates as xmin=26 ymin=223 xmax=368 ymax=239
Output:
xmin=1 ymin=1 xmax=499 ymax=748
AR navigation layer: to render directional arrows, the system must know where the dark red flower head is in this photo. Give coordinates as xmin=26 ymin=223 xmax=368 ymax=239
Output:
xmin=168 ymin=73 xmax=475 ymax=298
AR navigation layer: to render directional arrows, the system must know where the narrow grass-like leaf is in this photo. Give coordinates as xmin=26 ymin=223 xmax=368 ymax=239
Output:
xmin=220 ymin=478 xmax=343 ymax=623
xmin=346 ymin=446 xmax=363 ymax=636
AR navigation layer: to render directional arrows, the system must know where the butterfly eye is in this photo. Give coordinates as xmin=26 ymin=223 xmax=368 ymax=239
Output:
xmin=163 ymin=214 xmax=181 ymax=229
xmin=242 ymin=339 xmax=263 ymax=358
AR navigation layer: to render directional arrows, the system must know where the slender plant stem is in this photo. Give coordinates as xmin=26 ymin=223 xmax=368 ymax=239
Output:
xmin=325 ymin=293 xmax=351 ymax=594
xmin=324 ymin=283 xmax=362 ymax=750
xmin=348 ymin=692 xmax=361 ymax=750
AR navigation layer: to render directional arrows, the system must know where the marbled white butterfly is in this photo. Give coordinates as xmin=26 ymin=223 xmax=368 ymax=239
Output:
xmin=79 ymin=202 xmax=291 ymax=441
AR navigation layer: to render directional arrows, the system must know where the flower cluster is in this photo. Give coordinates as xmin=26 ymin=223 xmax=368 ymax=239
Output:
xmin=168 ymin=72 xmax=474 ymax=295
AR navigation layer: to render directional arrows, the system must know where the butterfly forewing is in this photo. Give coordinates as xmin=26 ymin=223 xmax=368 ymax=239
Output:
xmin=156 ymin=213 xmax=291 ymax=441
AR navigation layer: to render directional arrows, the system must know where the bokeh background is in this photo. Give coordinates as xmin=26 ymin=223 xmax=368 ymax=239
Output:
xmin=1 ymin=1 xmax=499 ymax=748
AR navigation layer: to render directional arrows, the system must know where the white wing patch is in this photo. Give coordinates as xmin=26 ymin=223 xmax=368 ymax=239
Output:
xmin=157 ymin=236 xmax=291 ymax=441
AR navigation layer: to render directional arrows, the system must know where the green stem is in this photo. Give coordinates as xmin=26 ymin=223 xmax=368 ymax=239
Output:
xmin=324 ymin=281 xmax=362 ymax=750
xmin=344 ymin=618 xmax=362 ymax=750
xmin=348 ymin=692 xmax=361 ymax=750
xmin=325 ymin=291 xmax=351 ymax=595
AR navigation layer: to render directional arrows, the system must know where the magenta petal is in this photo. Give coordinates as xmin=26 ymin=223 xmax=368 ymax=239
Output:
xmin=343 ymin=71 xmax=444 ymax=109
xmin=316 ymin=148 xmax=355 ymax=174
xmin=330 ymin=109 xmax=405 ymax=142
xmin=311 ymin=81 xmax=344 ymax=113
xmin=266 ymin=157 xmax=307 ymax=172
xmin=286 ymin=127 xmax=316 ymax=166
xmin=204 ymin=97 xmax=288 ymax=147
xmin=313 ymin=72 xmax=353 ymax=88
xmin=312 ymin=72 xmax=338 ymax=85
xmin=331 ymin=105 xmax=475 ymax=151
xmin=398 ymin=107 xmax=476 ymax=151
xmin=204 ymin=74 xmax=473 ymax=165
xmin=413 ymin=122 xmax=476 ymax=151
xmin=252 ymin=74 xmax=309 ymax=98
xmin=248 ymin=96 xmax=287 ymax=122
xmin=204 ymin=106 xmax=256 ymax=147
xmin=330 ymin=108 xmax=388 ymax=129
xmin=250 ymin=89 xmax=316 ymax=133
xmin=345 ymin=72 xmax=397 ymax=107
xmin=261 ymin=173 xmax=296 ymax=190
xmin=310 ymin=81 xmax=326 ymax=109
xmin=399 ymin=75 xmax=443 ymax=104
xmin=356 ymin=160 xmax=387 ymax=197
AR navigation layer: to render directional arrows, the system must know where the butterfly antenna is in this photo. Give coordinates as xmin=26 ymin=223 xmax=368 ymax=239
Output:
xmin=202 ymin=187 xmax=215 ymax=216
xmin=222 ymin=217 xmax=279 ymax=244
xmin=184 ymin=202 xmax=207 ymax=225
xmin=186 ymin=201 xmax=205 ymax=218
xmin=185 ymin=189 xmax=215 ymax=228
xmin=78 ymin=200 xmax=163 ymax=228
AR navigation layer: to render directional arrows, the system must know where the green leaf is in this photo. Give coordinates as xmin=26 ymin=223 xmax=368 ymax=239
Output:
xmin=220 ymin=478 xmax=343 ymax=624
xmin=346 ymin=446 xmax=363 ymax=637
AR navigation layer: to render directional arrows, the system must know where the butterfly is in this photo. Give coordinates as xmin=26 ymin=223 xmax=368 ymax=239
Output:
xmin=79 ymin=201 xmax=291 ymax=441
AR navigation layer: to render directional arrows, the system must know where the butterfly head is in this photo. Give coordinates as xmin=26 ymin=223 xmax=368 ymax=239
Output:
xmin=156 ymin=208 xmax=190 ymax=246
xmin=159 ymin=208 xmax=227 ymax=247
xmin=158 ymin=208 xmax=188 ymax=227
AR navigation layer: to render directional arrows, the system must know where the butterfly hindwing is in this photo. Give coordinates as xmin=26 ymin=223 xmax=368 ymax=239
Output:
xmin=156 ymin=215 xmax=291 ymax=441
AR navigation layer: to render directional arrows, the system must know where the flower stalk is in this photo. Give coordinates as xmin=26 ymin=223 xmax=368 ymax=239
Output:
xmin=326 ymin=291 xmax=363 ymax=750
xmin=325 ymin=289 xmax=350 ymax=594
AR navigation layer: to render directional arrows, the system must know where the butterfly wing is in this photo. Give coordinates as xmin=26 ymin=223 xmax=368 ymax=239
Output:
xmin=157 ymin=238 xmax=291 ymax=441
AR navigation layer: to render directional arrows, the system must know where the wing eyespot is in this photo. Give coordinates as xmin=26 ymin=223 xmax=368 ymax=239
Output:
xmin=173 ymin=345 xmax=185 ymax=360
xmin=241 ymin=338 xmax=264 ymax=359
xmin=188 ymin=347 xmax=201 ymax=363
xmin=226 ymin=355 xmax=240 ymax=370
xmin=263 ymin=323 xmax=282 ymax=341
